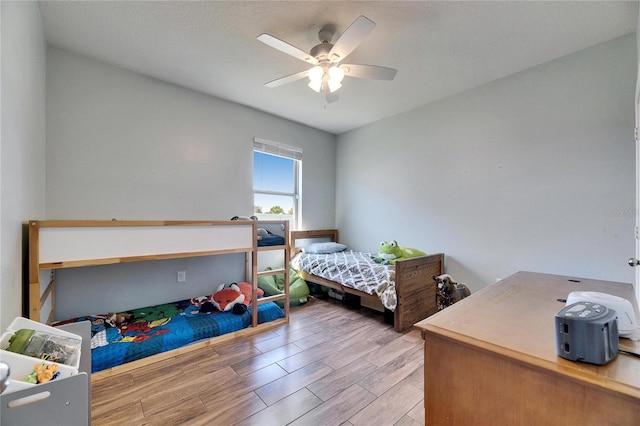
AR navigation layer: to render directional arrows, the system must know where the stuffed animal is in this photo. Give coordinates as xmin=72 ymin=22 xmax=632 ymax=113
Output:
xmin=212 ymin=282 xmax=264 ymax=314
xmin=181 ymin=295 xmax=216 ymax=316
xmin=190 ymin=295 xmax=213 ymax=307
xmin=372 ymin=241 xmax=426 ymax=265
xmin=106 ymin=312 xmax=134 ymax=326
xmin=434 ymin=274 xmax=471 ymax=310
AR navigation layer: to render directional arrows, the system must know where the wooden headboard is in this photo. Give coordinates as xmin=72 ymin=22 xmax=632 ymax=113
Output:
xmin=289 ymin=229 xmax=339 ymax=258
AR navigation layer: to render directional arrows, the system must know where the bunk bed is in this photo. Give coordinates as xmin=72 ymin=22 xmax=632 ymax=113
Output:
xmin=27 ymin=220 xmax=290 ymax=378
xmin=289 ymin=229 xmax=444 ymax=332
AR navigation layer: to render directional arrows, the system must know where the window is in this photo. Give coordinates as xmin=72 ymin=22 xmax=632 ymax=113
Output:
xmin=253 ymin=138 xmax=301 ymax=230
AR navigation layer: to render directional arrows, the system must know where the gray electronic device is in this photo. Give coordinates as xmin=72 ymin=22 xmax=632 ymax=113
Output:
xmin=555 ymin=301 xmax=619 ymax=365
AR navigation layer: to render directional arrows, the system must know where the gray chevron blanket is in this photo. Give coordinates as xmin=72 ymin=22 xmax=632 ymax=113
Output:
xmin=290 ymin=250 xmax=397 ymax=311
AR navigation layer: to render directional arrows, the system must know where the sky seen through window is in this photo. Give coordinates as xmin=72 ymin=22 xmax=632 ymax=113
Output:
xmin=253 ymin=151 xmax=295 ymax=213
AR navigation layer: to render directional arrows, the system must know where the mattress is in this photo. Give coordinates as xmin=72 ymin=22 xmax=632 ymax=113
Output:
xmin=290 ymin=250 xmax=397 ymax=311
xmin=257 ymin=234 xmax=285 ymax=246
xmin=54 ymin=298 xmax=285 ymax=373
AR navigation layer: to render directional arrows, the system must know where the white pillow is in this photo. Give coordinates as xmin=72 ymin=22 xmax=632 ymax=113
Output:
xmin=303 ymin=242 xmax=347 ymax=254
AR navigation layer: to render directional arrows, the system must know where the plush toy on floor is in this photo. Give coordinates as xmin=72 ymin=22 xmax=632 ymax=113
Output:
xmin=212 ymin=282 xmax=264 ymax=314
xmin=372 ymin=240 xmax=426 ymax=265
xmin=434 ymin=274 xmax=471 ymax=310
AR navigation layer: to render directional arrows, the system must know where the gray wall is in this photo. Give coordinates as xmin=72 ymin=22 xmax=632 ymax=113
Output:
xmin=45 ymin=48 xmax=337 ymax=319
xmin=336 ymin=35 xmax=636 ymax=292
xmin=0 ymin=2 xmax=47 ymax=331
xmin=46 ymin=48 xmax=336 ymax=227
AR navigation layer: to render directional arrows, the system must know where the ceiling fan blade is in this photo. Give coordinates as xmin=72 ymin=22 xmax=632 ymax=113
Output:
xmin=341 ymin=64 xmax=397 ymax=81
xmin=257 ymin=34 xmax=318 ymax=65
xmin=328 ymin=16 xmax=376 ymax=63
xmin=264 ymin=70 xmax=309 ymax=88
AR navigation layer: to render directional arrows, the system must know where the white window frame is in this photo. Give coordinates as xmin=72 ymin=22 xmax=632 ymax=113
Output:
xmin=253 ymin=138 xmax=302 ymax=230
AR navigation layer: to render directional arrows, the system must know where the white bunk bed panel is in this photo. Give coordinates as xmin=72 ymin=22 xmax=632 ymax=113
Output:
xmin=37 ymin=223 xmax=253 ymax=266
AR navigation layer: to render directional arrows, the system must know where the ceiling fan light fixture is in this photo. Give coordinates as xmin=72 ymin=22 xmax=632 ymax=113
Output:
xmin=308 ymin=65 xmax=324 ymax=92
xmin=308 ymin=79 xmax=322 ymax=92
xmin=327 ymin=66 xmax=344 ymax=93
xmin=308 ymin=66 xmax=323 ymax=82
xmin=259 ymin=16 xmax=396 ymax=100
xmin=329 ymin=66 xmax=344 ymax=83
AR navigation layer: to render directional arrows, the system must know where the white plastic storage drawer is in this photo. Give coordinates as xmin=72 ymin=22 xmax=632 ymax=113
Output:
xmin=0 ymin=350 xmax=78 ymax=394
xmin=2 ymin=317 xmax=81 ymax=369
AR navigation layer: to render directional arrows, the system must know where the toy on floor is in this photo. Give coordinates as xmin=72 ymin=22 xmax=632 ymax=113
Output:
xmin=258 ymin=268 xmax=309 ymax=307
xmin=372 ymin=240 xmax=426 ymax=265
xmin=212 ymin=282 xmax=264 ymax=314
xmin=434 ymin=274 xmax=471 ymax=310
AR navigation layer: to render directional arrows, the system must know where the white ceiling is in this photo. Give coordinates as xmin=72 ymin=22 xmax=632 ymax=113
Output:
xmin=38 ymin=1 xmax=637 ymax=135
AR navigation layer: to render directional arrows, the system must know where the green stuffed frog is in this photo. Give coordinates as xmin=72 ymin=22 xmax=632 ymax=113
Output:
xmin=373 ymin=240 xmax=426 ymax=265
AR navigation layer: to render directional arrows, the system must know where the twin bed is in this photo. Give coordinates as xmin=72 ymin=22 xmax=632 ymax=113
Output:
xmin=53 ymin=296 xmax=284 ymax=373
xmin=289 ymin=230 xmax=444 ymax=332
xmin=26 ymin=221 xmax=443 ymax=376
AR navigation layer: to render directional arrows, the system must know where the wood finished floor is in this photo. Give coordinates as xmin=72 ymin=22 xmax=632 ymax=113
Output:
xmin=91 ymin=297 xmax=425 ymax=426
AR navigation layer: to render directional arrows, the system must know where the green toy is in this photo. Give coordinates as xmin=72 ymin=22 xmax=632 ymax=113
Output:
xmin=7 ymin=329 xmax=35 ymax=354
xmin=258 ymin=268 xmax=309 ymax=307
xmin=373 ymin=240 xmax=426 ymax=265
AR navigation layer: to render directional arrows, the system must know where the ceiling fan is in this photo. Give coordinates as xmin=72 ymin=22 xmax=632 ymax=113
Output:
xmin=257 ymin=15 xmax=397 ymax=103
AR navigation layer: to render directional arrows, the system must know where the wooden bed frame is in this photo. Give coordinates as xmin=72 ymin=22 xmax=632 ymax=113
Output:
xmin=27 ymin=219 xmax=290 ymax=379
xmin=289 ymin=229 xmax=444 ymax=332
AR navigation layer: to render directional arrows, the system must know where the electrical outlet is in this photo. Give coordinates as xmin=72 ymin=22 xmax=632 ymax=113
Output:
xmin=177 ymin=271 xmax=186 ymax=283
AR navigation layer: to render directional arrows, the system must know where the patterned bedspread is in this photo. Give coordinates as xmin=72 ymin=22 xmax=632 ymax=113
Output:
xmin=54 ymin=299 xmax=285 ymax=373
xmin=291 ymin=250 xmax=397 ymax=311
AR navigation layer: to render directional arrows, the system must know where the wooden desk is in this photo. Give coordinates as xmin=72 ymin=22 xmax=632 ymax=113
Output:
xmin=415 ymin=271 xmax=640 ymax=425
